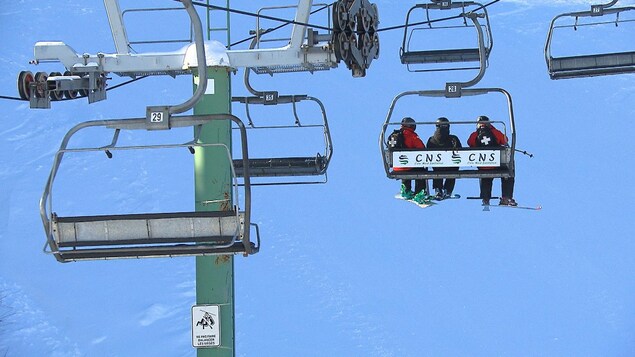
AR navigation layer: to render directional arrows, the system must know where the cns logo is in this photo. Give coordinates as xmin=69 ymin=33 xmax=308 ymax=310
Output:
xmin=451 ymin=151 xmax=461 ymax=164
xmin=398 ymin=154 xmax=409 ymax=165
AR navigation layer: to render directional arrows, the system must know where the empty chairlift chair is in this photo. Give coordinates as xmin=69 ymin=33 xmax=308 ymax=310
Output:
xmin=231 ymin=45 xmax=333 ymax=185
xmin=400 ymin=1 xmax=493 ymax=73
xmin=545 ymin=1 xmax=635 ymax=79
xmin=40 ymin=115 xmax=260 ymax=262
xmin=232 ymin=90 xmax=333 ymax=184
xmin=379 ymin=88 xmax=516 ymax=181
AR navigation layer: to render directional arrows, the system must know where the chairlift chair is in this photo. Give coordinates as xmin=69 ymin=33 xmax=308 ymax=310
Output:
xmin=400 ymin=1 xmax=493 ymax=73
xmin=230 ymin=43 xmax=333 ymax=185
xmin=232 ymin=93 xmax=332 ymax=184
xmin=379 ymin=88 xmax=516 ymax=181
xmin=545 ymin=1 xmax=635 ymax=79
xmin=40 ymin=114 xmax=260 ymax=263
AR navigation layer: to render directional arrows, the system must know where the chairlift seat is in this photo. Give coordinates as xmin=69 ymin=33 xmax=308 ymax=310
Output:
xmin=51 ymin=210 xmax=254 ymax=262
xmin=400 ymin=48 xmax=481 ymax=64
xmin=548 ymin=51 xmax=635 ymax=79
xmin=233 ymin=156 xmax=327 ymax=177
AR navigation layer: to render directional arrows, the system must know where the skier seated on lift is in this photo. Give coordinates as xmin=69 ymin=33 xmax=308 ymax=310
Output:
xmin=395 ymin=117 xmax=429 ymax=204
xmin=467 ymin=115 xmax=517 ymax=207
xmin=426 ymin=117 xmax=462 ymax=200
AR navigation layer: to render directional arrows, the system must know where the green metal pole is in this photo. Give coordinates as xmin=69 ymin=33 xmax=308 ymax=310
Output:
xmin=194 ymin=67 xmax=235 ymax=356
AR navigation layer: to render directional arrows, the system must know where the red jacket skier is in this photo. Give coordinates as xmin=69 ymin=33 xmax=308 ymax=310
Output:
xmin=467 ymin=115 xmax=517 ymax=207
xmin=395 ymin=117 xmax=428 ymax=204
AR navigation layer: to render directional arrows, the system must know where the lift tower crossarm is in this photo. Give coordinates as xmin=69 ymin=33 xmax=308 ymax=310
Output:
xmin=32 ymin=0 xmax=336 ymax=77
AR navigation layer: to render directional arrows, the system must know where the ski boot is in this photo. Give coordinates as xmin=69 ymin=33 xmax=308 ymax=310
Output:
xmin=499 ymin=197 xmax=518 ymax=206
xmin=400 ymin=184 xmax=415 ymax=200
xmin=413 ymin=190 xmax=430 ymax=204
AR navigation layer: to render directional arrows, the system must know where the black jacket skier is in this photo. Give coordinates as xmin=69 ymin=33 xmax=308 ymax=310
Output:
xmin=426 ymin=117 xmax=462 ymax=200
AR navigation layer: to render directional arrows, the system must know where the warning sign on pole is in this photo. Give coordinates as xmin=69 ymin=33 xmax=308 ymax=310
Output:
xmin=192 ymin=305 xmax=221 ymax=348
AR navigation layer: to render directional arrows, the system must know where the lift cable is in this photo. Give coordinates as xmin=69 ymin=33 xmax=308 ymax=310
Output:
xmin=230 ymin=4 xmax=330 ymax=48
xmin=188 ymin=0 xmax=500 ymax=34
xmin=0 ymin=95 xmax=22 ymax=101
xmin=187 ymin=0 xmax=331 ymax=31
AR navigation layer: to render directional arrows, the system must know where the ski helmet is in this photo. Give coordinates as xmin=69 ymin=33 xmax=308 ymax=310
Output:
xmin=401 ymin=117 xmax=416 ymax=130
xmin=477 ymin=115 xmax=490 ymax=127
xmin=436 ymin=117 xmax=450 ymax=128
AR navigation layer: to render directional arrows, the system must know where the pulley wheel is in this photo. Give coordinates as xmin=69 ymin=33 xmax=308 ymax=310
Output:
xmin=34 ymin=72 xmax=48 ymax=98
xmin=338 ymin=32 xmax=351 ymax=62
xmin=336 ymin=1 xmax=349 ymax=32
xmin=17 ymin=70 xmax=34 ymax=100
xmin=62 ymin=71 xmax=78 ymax=99
xmin=358 ymin=7 xmax=370 ymax=33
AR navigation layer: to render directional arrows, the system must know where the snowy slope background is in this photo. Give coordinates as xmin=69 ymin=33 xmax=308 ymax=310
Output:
xmin=2 ymin=1 xmax=635 ymax=356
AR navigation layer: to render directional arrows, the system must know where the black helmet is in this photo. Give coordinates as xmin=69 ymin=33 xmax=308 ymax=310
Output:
xmin=401 ymin=117 xmax=416 ymax=130
xmin=477 ymin=115 xmax=490 ymax=122
xmin=436 ymin=117 xmax=450 ymax=127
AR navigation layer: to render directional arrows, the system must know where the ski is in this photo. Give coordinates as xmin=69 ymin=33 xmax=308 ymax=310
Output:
xmin=394 ymin=194 xmax=435 ymax=208
xmin=482 ymin=203 xmax=542 ymax=211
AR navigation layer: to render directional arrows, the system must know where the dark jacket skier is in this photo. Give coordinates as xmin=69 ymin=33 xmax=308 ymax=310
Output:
xmin=426 ymin=117 xmax=462 ymax=199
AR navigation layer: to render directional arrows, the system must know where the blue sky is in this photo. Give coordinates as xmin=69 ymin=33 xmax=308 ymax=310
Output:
xmin=2 ymin=1 xmax=635 ymax=356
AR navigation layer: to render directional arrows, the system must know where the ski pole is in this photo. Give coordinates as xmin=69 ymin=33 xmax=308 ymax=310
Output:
xmin=515 ymin=148 xmax=533 ymax=158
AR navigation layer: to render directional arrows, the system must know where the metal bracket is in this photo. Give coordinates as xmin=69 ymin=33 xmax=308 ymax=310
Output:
xmin=146 ymin=106 xmax=171 ymax=130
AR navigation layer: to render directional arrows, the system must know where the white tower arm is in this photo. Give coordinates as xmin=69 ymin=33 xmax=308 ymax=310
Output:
xmin=22 ymin=0 xmax=379 ymax=108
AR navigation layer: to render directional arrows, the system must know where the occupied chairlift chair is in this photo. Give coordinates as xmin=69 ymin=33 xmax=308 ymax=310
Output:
xmin=35 ymin=0 xmax=259 ymax=262
xmin=545 ymin=0 xmax=635 ymax=79
xmin=383 ymin=3 xmax=515 ymax=182
xmin=379 ymin=89 xmax=516 ymax=181
xmin=400 ymin=1 xmax=493 ymax=72
xmin=231 ymin=25 xmax=333 ymax=184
